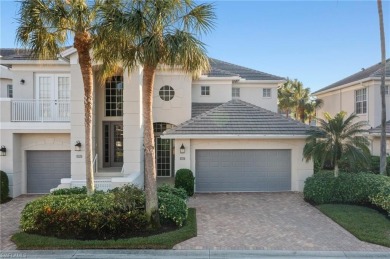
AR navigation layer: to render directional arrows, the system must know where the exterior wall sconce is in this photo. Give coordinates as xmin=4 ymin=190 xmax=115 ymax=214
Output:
xmin=0 ymin=146 xmax=6 ymax=156
xmin=20 ymin=79 xmax=25 ymax=85
xmin=75 ymin=141 xmax=82 ymax=151
xmin=180 ymin=143 xmax=185 ymax=154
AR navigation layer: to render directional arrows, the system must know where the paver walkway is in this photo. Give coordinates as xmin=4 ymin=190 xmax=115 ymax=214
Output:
xmin=0 ymin=195 xmax=41 ymax=250
xmin=174 ymin=193 xmax=390 ymax=251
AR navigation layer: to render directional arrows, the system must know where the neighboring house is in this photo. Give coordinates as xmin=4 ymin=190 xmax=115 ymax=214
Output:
xmin=314 ymin=59 xmax=390 ymax=155
xmin=0 ymin=47 xmax=313 ymax=197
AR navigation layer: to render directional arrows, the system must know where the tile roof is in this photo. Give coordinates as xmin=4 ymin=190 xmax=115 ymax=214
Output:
xmin=164 ymin=99 xmax=311 ymax=137
xmin=315 ymin=59 xmax=390 ymax=94
xmin=0 ymin=47 xmax=73 ymax=60
xmin=369 ymin=120 xmax=390 ymax=134
xmin=192 ymin=103 xmax=223 ymax=117
xmin=206 ymin=58 xmax=285 ymax=81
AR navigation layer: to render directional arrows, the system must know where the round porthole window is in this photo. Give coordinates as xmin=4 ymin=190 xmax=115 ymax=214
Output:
xmin=159 ymin=85 xmax=175 ymax=101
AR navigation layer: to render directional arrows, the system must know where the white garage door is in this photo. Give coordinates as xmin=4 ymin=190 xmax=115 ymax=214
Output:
xmin=27 ymin=151 xmax=71 ymax=193
xmin=196 ymin=150 xmax=291 ymax=192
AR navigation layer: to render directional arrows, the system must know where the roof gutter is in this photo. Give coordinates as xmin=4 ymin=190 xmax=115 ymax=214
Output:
xmin=0 ymin=60 xmax=69 ymax=65
xmin=313 ymin=77 xmax=383 ymax=96
xmin=161 ymin=134 xmax=308 ymax=139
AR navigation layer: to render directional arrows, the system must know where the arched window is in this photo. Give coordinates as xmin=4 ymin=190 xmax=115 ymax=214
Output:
xmin=105 ymin=76 xmax=123 ymax=116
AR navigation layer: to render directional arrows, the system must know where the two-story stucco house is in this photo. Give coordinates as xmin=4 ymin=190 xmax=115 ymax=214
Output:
xmin=314 ymin=59 xmax=390 ymax=155
xmin=0 ymin=47 xmax=313 ymax=197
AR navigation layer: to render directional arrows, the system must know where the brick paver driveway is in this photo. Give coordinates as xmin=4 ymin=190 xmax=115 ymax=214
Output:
xmin=174 ymin=193 xmax=390 ymax=251
xmin=0 ymin=195 xmax=41 ymax=250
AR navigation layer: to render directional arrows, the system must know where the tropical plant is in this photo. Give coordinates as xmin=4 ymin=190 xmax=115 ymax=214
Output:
xmin=16 ymin=0 xmax=102 ymax=195
xmin=377 ymin=0 xmax=387 ymax=175
xmin=278 ymin=78 xmax=322 ymax=123
xmin=94 ymin=0 xmax=215 ymax=228
xmin=303 ymin=111 xmax=370 ymax=177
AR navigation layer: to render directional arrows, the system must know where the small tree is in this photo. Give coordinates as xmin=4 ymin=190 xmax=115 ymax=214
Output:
xmin=303 ymin=112 xmax=370 ymax=177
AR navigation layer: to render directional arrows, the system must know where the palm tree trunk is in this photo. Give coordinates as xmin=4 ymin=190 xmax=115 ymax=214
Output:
xmin=377 ymin=0 xmax=387 ymax=175
xmin=74 ymin=32 xmax=95 ymax=195
xmin=143 ymin=64 xmax=161 ymax=229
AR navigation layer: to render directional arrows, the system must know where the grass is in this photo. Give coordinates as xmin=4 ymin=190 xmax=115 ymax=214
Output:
xmin=317 ymin=204 xmax=390 ymax=248
xmin=12 ymin=208 xmax=196 ymax=249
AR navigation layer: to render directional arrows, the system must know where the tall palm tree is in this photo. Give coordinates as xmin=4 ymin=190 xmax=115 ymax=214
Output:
xmin=278 ymin=79 xmax=294 ymax=117
xmin=303 ymin=112 xmax=370 ymax=177
xmin=377 ymin=0 xmax=387 ymax=175
xmin=94 ymin=0 xmax=215 ymax=227
xmin=16 ymin=0 xmax=105 ymax=195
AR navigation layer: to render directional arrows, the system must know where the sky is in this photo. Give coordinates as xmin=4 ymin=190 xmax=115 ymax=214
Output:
xmin=0 ymin=0 xmax=389 ymax=92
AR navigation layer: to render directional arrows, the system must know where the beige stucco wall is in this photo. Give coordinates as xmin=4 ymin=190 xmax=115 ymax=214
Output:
xmin=192 ymin=79 xmax=232 ymax=103
xmin=0 ymin=131 xmax=70 ymax=197
xmin=234 ymin=82 xmax=278 ymax=112
xmin=316 ymin=79 xmax=390 ymax=128
xmin=153 ymin=71 xmax=192 ymax=125
xmin=370 ymin=136 xmax=390 ymax=156
xmin=173 ymin=138 xmax=313 ymax=192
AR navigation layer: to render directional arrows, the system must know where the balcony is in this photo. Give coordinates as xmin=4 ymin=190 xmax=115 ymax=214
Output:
xmin=11 ymin=99 xmax=70 ymax=122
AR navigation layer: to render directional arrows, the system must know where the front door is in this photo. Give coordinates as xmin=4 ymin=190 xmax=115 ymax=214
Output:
xmin=103 ymin=121 xmax=124 ymax=167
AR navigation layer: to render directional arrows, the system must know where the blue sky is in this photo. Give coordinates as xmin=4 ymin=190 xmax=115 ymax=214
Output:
xmin=0 ymin=0 xmax=389 ymax=92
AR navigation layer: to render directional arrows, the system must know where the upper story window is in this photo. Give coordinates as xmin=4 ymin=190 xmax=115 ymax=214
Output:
xmin=159 ymin=85 xmax=175 ymax=101
xmin=105 ymin=76 xmax=123 ymax=117
xmin=232 ymin=88 xmax=240 ymax=98
xmin=385 ymin=85 xmax=389 ymax=95
xmin=201 ymin=86 xmax=210 ymax=96
xmin=355 ymin=88 xmax=367 ymax=114
xmin=263 ymin=88 xmax=271 ymax=98
xmin=7 ymin=84 xmax=13 ymax=98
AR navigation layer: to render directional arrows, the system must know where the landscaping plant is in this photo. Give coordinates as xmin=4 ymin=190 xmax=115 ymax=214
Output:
xmin=0 ymin=170 xmax=9 ymax=203
xmin=175 ymin=169 xmax=195 ymax=196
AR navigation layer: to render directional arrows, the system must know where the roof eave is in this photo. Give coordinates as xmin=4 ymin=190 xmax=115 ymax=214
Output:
xmin=60 ymin=47 xmax=77 ymax=58
xmin=0 ymin=59 xmax=69 ymax=65
xmin=199 ymin=75 xmax=241 ymax=81
xmin=236 ymin=79 xmax=286 ymax=84
xmin=161 ymin=134 xmax=308 ymax=139
xmin=313 ymin=77 xmax=380 ymax=96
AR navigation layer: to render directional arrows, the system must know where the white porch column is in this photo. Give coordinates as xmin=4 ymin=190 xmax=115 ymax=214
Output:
xmin=123 ymin=67 xmax=144 ymax=187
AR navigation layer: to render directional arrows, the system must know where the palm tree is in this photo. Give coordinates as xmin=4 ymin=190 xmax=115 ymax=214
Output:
xmin=94 ymin=0 xmax=215 ymax=227
xmin=377 ymin=0 xmax=387 ymax=175
xmin=303 ymin=112 xmax=370 ymax=177
xmin=16 ymin=0 xmax=105 ymax=195
xmin=278 ymin=79 xmax=294 ymax=117
xmin=304 ymin=98 xmax=324 ymax=125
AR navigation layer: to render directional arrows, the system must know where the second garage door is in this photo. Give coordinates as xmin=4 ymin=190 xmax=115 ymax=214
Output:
xmin=27 ymin=150 xmax=71 ymax=193
xmin=196 ymin=149 xmax=291 ymax=192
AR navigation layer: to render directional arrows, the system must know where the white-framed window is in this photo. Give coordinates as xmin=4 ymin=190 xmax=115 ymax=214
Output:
xmin=385 ymin=85 xmax=389 ymax=95
xmin=355 ymin=88 xmax=367 ymax=114
xmin=201 ymin=86 xmax=210 ymax=96
xmin=7 ymin=84 xmax=13 ymax=98
xmin=105 ymin=76 xmax=123 ymax=117
xmin=232 ymin=88 xmax=240 ymax=98
xmin=263 ymin=88 xmax=271 ymax=98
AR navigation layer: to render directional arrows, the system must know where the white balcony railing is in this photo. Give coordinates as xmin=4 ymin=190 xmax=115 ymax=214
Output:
xmin=11 ymin=99 xmax=70 ymax=122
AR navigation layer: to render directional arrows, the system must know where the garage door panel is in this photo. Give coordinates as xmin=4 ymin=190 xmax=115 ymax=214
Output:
xmin=196 ymin=149 xmax=291 ymax=192
xmin=27 ymin=151 xmax=71 ymax=193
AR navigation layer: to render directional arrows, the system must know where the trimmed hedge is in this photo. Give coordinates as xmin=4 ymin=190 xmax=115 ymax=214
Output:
xmin=304 ymin=172 xmax=390 ymax=205
xmin=0 ymin=170 xmax=9 ymax=203
xmin=370 ymin=184 xmax=390 ymax=216
xmin=158 ymin=184 xmax=187 ymax=201
xmin=175 ymin=169 xmax=195 ymax=196
xmin=335 ymin=156 xmax=390 ymax=175
xmin=21 ymin=184 xmax=188 ymax=240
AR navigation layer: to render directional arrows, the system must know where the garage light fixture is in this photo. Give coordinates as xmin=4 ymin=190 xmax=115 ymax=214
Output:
xmin=20 ymin=79 xmax=25 ymax=85
xmin=0 ymin=146 xmax=6 ymax=156
xmin=75 ymin=141 xmax=82 ymax=151
xmin=180 ymin=143 xmax=185 ymax=154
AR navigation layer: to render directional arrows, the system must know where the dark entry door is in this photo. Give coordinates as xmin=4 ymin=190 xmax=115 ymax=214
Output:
xmin=103 ymin=121 xmax=123 ymax=167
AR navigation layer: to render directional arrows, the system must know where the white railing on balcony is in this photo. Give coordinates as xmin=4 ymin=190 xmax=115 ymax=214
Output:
xmin=11 ymin=99 xmax=70 ymax=122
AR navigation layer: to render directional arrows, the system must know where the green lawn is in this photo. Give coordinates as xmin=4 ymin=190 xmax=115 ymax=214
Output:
xmin=12 ymin=208 xmax=196 ymax=249
xmin=317 ymin=204 xmax=390 ymax=248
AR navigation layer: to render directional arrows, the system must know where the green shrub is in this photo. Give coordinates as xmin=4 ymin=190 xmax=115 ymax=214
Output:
xmin=304 ymin=172 xmax=390 ymax=205
xmin=158 ymin=184 xmax=187 ymax=201
xmin=337 ymin=156 xmax=390 ymax=175
xmin=51 ymin=186 xmax=87 ymax=195
xmin=20 ymin=190 xmax=147 ymax=240
xmin=0 ymin=170 xmax=9 ymax=203
xmin=108 ymin=184 xmax=145 ymax=211
xmin=175 ymin=169 xmax=195 ymax=197
xmin=370 ymin=183 xmax=390 ymax=216
xmin=158 ymin=191 xmax=187 ymax=227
